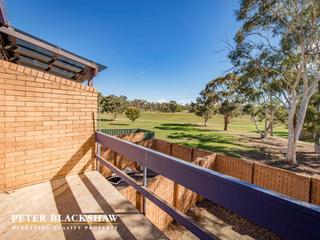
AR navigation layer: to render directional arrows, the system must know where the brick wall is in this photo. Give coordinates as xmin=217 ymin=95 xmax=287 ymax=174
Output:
xmin=213 ymin=154 xmax=253 ymax=182
xmin=0 ymin=60 xmax=97 ymax=191
xmin=253 ymin=162 xmax=310 ymax=202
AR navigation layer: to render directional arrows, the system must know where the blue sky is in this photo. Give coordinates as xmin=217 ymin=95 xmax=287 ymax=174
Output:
xmin=6 ymin=0 xmax=240 ymax=103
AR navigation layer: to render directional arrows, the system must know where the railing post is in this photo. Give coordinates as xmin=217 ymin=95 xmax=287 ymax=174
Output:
xmin=96 ymin=142 xmax=101 ymax=172
xmin=142 ymin=153 xmax=148 ymax=215
xmin=97 ymin=106 xmax=101 ymax=131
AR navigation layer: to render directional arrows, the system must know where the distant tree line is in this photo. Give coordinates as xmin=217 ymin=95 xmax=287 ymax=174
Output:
xmin=98 ymin=94 xmax=190 ymax=122
xmin=98 ymin=95 xmax=188 ymax=115
xmin=128 ymin=99 xmax=186 ymax=113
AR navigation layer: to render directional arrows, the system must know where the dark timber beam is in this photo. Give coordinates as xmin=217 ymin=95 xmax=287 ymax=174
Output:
xmin=0 ymin=0 xmax=8 ymax=26
xmin=0 ymin=26 xmax=99 ymax=75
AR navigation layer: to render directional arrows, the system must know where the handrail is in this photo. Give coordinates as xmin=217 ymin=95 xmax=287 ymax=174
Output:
xmin=96 ymin=131 xmax=320 ymax=240
xmin=96 ymin=154 xmax=215 ymax=240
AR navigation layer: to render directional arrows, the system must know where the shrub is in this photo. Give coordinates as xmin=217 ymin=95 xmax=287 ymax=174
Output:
xmin=125 ymin=107 xmax=141 ymax=123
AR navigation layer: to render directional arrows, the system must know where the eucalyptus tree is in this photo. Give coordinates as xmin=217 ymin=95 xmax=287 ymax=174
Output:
xmin=229 ymin=0 xmax=320 ymax=164
xmin=304 ymin=86 xmax=320 ymax=153
xmin=243 ymin=101 xmax=287 ymax=138
xmin=168 ymin=101 xmax=183 ymax=113
xmin=194 ymin=89 xmax=217 ymax=126
xmin=101 ymin=95 xmax=127 ymax=119
xmin=205 ymin=73 xmax=242 ymax=131
xmin=237 ymin=64 xmax=286 ymax=138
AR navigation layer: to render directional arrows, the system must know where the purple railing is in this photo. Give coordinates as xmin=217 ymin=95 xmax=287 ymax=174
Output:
xmin=96 ymin=131 xmax=320 ymax=240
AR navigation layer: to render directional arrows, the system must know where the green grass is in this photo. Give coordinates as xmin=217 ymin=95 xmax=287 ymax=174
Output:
xmin=98 ymin=111 xmax=288 ymax=157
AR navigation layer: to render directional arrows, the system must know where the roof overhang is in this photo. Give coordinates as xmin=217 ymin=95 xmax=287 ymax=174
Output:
xmin=0 ymin=25 xmax=107 ymax=82
xmin=0 ymin=0 xmax=8 ymax=26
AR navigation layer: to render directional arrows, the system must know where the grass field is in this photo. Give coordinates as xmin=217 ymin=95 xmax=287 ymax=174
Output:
xmin=99 ymin=111 xmax=288 ymax=157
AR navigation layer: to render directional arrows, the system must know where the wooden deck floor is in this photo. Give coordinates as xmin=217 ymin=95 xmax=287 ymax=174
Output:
xmin=0 ymin=171 xmax=168 ymax=240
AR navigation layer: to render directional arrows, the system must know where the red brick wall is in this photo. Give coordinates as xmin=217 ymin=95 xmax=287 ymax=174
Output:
xmin=0 ymin=60 xmax=97 ymax=191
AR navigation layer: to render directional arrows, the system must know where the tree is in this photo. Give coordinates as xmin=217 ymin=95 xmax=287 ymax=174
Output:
xmin=188 ymin=102 xmax=197 ymax=113
xmin=205 ymin=73 xmax=242 ymax=131
xmin=159 ymin=103 xmax=170 ymax=113
xmin=101 ymin=95 xmax=127 ymax=119
xmin=237 ymin=66 xmax=288 ymax=138
xmin=316 ymin=86 xmax=320 ymax=153
xmin=193 ymin=89 xmax=217 ymax=126
xmin=236 ymin=60 xmax=285 ymax=138
xmin=125 ymin=107 xmax=141 ymax=123
xmin=230 ymin=0 xmax=320 ymax=164
xmin=243 ymin=102 xmax=287 ymax=138
xmin=130 ymin=99 xmax=147 ymax=111
xmin=97 ymin=92 xmax=103 ymax=106
xmin=219 ymin=100 xmax=241 ymax=131
xmin=304 ymin=85 xmax=320 ymax=153
xmin=168 ymin=101 xmax=179 ymax=113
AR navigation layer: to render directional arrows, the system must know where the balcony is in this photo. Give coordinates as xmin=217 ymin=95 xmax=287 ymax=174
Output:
xmin=1 ymin=130 xmax=320 ymax=240
xmin=0 ymin=171 xmax=168 ymax=240
xmin=94 ymin=131 xmax=320 ymax=239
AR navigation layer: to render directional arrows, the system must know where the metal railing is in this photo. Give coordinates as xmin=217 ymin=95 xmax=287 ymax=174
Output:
xmin=96 ymin=131 xmax=320 ymax=240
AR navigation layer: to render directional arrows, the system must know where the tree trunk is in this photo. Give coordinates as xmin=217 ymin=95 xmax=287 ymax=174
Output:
xmin=250 ymin=116 xmax=264 ymax=138
xmin=286 ymin=85 xmax=316 ymax=164
xmin=315 ymin=132 xmax=320 ymax=153
xmin=286 ymin=135 xmax=297 ymax=163
xmin=286 ymin=114 xmax=298 ymax=164
xmin=262 ymin=101 xmax=269 ymax=139
xmin=286 ymin=92 xmax=298 ymax=164
xmin=269 ymin=105 xmax=274 ymax=136
xmin=263 ymin=115 xmax=268 ymax=139
xmin=270 ymin=122 xmax=274 ymax=136
xmin=223 ymin=115 xmax=229 ymax=131
xmin=113 ymin=112 xmax=117 ymax=119
xmin=315 ymin=84 xmax=320 ymax=153
xmin=204 ymin=118 xmax=208 ymax=126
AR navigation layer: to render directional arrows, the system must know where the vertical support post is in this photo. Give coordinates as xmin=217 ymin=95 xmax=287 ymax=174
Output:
xmin=97 ymin=106 xmax=101 ymax=131
xmin=96 ymin=143 xmax=101 ymax=172
xmin=173 ymin=182 xmax=179 ymax=209
xmin=88 ymin=79 xmax=93 ymax=87
xmin=136 ymin=191 xmax=143 ymax=212
xmin=142 ymin=152 xmax=148 ymax=215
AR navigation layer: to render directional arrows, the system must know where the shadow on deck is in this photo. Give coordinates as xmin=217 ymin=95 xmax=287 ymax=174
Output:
xmin=0 ymin=171 xmax=167 ymax=240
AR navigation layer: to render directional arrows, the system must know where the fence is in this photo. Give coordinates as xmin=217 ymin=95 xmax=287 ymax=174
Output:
xmin=99 ymin=130 xmax=154 ymax=177
xmin=101 ymin=137 xmax=320 ymax=230
xmin=148 ymin=139 xmax=320 ymax=204
xmin=99 ymin=128 xmax=155 ymax=140
xmin=96 ymin=131 xmax=320 ymax=240
xmin=114 ymin=138 xmax=320 ymax=231
xmin=118 ymin=139 xmax=213 ymax=230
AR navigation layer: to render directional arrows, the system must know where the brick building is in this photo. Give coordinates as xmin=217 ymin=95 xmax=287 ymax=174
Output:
xmin=0 ymin=9 xmax=106 ymax=191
